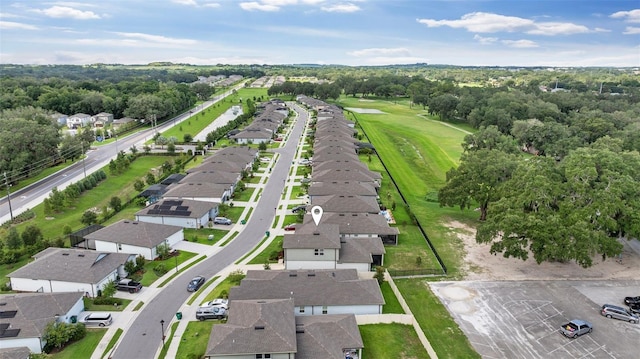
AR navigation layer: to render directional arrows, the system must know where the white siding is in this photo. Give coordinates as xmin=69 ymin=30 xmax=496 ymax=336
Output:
xmin=309 ymin=304 xmax=380 ymax=315
xmin=9 ymin=277 xmax=113 ymax=297
xmin=207 ymin=353 xmax=293 ymax=359
xmin=95 ymin=240 xmax=154 ymax=260
xmin=166 ymin=230 xmax=184 ymax=247
xmin=285 ymin=260 xmax=334 ymax=270
xmin=163 ymin=196 xmax=224 ymax=203
xmin=336 ymin=262 xmax=369 ymax=272
xmin=0 ymin=337 xmax=43 ymax=354
xmin=135 ymin=215 xmax=209 ymax=229
xmin=62 ymin=297 xmax=86 ymax=323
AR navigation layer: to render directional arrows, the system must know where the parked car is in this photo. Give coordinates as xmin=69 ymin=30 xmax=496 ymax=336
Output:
xmin=196 ymin=306 xmax=227 ymax=320
xmin=79 ymin=313 xmax=113 ymax=327
xmin=601 ymin=304 xmax=639 ymax=323
xmin=116 ymin=278 xmax=143 ymax=293
xmin=284 ymin=224 xmax=296 ymax=231
xmin=629 ymin=303 xmax=640 ymax=315
xmin=187 ymin=276 xmax=206 ymax=292
xmin=213 ymin=217 xmax=232 ymax=225
xmin=559 ymin=319 xmax=592 ymax=339
xmin=200 ymin=298 xmax=228 ymax=309
xmin=300 ymin=178 xmax=312 ymax=184
xmin=291 ymin=205 xmax=306 ymax=213
xmin=624 ymin=296 xmax=640 ymax=305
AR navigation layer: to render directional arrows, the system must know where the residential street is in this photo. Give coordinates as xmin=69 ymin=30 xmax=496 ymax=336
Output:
xmin=110 ymin=104 xmax=308 ymax=359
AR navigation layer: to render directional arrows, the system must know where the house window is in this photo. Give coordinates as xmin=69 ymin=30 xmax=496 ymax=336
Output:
xmin=255 ymin=355 xmax=271 ymax=359
xmin=314 ymin=249 xmax=324 ymax=256
xmin=299 ymin=306 xmax=305 ymax=313
xmin=322 ymin=306 xmax=328 ymax=314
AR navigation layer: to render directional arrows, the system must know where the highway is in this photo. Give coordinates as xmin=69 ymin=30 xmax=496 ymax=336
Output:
xmin=0 ymin=86 xmax=243 ymax=225
xmin=111 ymin=104 xmax=308 ymax=358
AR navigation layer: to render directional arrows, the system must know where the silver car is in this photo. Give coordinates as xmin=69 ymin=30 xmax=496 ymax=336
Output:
xmin=601 ymin=304 xmax=639 ymax=323
xmin=79 ymin=313 xmax=113 ymax=327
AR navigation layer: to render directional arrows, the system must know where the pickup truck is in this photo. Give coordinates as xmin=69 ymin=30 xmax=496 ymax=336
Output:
xmin=116 ymin=279 xmax=143 ymax=293
xmin=559 ymin=319 xmax=592 ymax=338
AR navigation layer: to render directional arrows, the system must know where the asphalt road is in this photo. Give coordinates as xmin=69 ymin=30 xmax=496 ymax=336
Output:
xmin=0 ymin=86 xmax=243 ymax=225
xmin=430 ymin=280 xmax=640 ymax=359
xmin=111 ymin=104 xmax=308 ymax=359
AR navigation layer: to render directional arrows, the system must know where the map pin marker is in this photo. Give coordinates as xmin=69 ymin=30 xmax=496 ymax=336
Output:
xmin=311 ymin=206 xmax=323 ymax=226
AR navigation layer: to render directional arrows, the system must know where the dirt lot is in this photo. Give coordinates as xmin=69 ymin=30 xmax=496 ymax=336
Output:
xmin=428 ymin=222 xmax=640 ymax=359
xmin=447 ymin=220 xmax=640 ymax=281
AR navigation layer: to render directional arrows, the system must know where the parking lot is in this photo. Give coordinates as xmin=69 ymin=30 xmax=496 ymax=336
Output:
xmin=430 ymin=280 xmax=640 ymax=359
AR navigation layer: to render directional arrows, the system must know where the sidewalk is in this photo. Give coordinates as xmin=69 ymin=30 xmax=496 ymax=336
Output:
xmin=92 ymin=102 xmax=309 ymax=359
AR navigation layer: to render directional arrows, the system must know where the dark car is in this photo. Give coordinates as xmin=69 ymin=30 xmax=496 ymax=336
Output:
xmin=284 ymin=224 xmax=296 ymax=231
xmin=629 ymin=303 xmax=640 ymax=315
xmin=291 ymin=205 xmax=306 ymax=213
xmin=624 ymin=296 xmax=640 ymax=305
xmin=187 ymin=276 xmax=206 ymax=292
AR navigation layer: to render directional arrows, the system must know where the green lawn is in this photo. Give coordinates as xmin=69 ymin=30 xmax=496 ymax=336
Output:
xmin=83 ymin=297 xmax=132 ymax=311
xmin=101 ymin=328 xmax=123 ymax=359
xmin=139 ymin=250 xmax=197 ymax=286
xmin=248 ymin=235 xmax=283 ymax=265
xmin=200 ymin=274 xmax=243 ymax=304
xmin=359 ymin=323 xmax=429 ymax=359
xmin=395 ymin=278 xmax=480 ymax=359
xmin=176 ymin=320 xmax=217 ymax=359
xmin=231 ymin=186 xmax=255 ymax=201
xmin=160 ymin=101 xmax=237 ymax=141
xmin=49 ymin=328 xmax=107 ymax=359
xmin=11 ymin=155 xmax=176 ymax=244
xmin=381 ymin=281 xmax=404 ymax=314
xmin=183 ymin=228 xmax=226 ymax=245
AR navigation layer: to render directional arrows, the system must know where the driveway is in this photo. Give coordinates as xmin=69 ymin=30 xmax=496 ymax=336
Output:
xmin=430 ymin=280 xmax=640 ymax=359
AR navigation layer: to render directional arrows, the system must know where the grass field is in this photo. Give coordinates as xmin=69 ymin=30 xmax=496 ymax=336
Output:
xmin=176 ymin=321 xmax=216 ymax=359
xmin=359 ymin=323 xmax=430 ymax=359
xmin=49 ymin=329 xmax=107 ymax=359
xmin=335 ymin=95 xmax=480 ymax=357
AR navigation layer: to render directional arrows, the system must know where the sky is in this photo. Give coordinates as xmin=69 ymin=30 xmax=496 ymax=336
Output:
xmin=0 ymin=0 xmax=639 ymax=67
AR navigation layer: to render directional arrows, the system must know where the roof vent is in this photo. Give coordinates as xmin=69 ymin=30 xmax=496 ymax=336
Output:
xmin=62 ymin=253 xmax=69 ymax=256
xmin=296 ymin=327 xmax=305 ymax=334
xmin=307 ymin=272 xmax=315 ymax=277
xmin=289 ymin=272 xmax=297 ymax=277
xmin=254 ymin=326 xmax=265 ymax=330
xmin=313 ymin=231 xmax=320 ymax=235
xmin=78 ymin=254 xmax=85 ymax=257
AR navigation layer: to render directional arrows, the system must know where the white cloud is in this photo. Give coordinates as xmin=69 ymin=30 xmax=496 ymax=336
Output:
xmin=0 ymin=13 xmax=20 ymax=19
xmin=417 ymin=12 xmax=592 ymax=36
xmin=172 ymin=0 xmax=221 ymax=8
xmin=0 ymin=21 xmax=39 ymax=30
xmin=348 ymin=47 xmax=411 ymax=57
xmin=356 ymin=56 xmax=427 ymax=66
xmin=265 ymin=25 xmax=346 ymax=38
xmin=473 ymin=34 xmax=497 ymax=45
xmin=418 ymin=12 xmax=532 ymax=33
xmin=501 ymin=39 xmax=538 ymax=48
xmin=623 ymin=26 xmax=640 ymax=34
xmin=172 ymin=0 xmax=198 ymax=5
xmin=301 ymin=0 xmax=325 ymax=4
xmin=610 ymin=9 xmax=640 ymax=23
xmin=261 ymin=0 xmax=298 ymax=5
xmin=321 ymin=3 xmax=360 ymax=13
xmin=526 ymin=22 xmax=589 ymax=36
xmin=239 ymin=2 xmax=280 ymax=11
xmin=113 ymin=32 xmax=198 ymax=45
xmin=36 ymin=6 xmax=101 ymax=20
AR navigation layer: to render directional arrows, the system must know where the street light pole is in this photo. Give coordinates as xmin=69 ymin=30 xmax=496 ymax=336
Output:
xmin=81 ymin=142 xmax=87 ymax=179
xmin=3 ymin=172 xmax=13 ymax=221
xmin=160 ymin=319 xmax=165 ymax=347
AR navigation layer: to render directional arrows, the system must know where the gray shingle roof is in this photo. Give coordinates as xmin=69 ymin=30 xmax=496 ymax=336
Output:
xmin=186 ymin=161 xmax=245 ymax=174
xmin=136 ymin=199 xmax=215 ymax=219
xmin=9 ymin=248 xmax=133 ymax=284
xmin=181 ymin=171 xmax=240 ymax=185
xmin=84 ymin=219 xmax=182 ymax=248
xmin=311 ymin=151 xmax=359 ymax=164
xmin=311 ymin=169 xmax=378 ymax=184
xmin=0 ymin=292 xmax=83 ymax=340
xmin=283 ymin=223 xmax=341 ymax=249
xmin=307 ymin=181 xmax=377 ymax=197
xmin=205 ymin=299 xmax=296 ymax=356
xmin=295 ymin=314 xmax=363 ymax=359
xmin=338 ymin=238 xmax=385 ymax=264
xmin=304 ymin=212 xmax=399 ymax=236
xmin=230 ymin=269 xmax=384 ymax=307
xmin=311 ymin=194 xmax=381 ymax=214
xmin=163 ymin=182 xmax=229 ymax=198
xmin=0 ymin=347 xmax=32 ymax=359
xmin=210 ymin=146 xmax=259 ymax=157
xmin=202 ymin=152 xmax=255 ymax=165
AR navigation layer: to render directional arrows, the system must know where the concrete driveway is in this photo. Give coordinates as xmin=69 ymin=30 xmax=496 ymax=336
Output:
xmin=430 ymin=280 xmax=640 ymax=359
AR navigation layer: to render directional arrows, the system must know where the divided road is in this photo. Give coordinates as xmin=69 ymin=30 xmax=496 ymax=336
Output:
xmin=111 ymin=104 xmax=308 ymax=358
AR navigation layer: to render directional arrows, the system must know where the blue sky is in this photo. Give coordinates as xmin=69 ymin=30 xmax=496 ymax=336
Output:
xmin=1 ymin=0 xmax=638 ymax=67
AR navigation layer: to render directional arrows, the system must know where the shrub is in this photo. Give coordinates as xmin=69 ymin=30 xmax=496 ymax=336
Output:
xmin=228 ymin=269 xmax=245 ymax=285
xmin=92 ymin=296 xmax=123 ymax=305
xmin=153 ymin=263 xmax=168 ymax=276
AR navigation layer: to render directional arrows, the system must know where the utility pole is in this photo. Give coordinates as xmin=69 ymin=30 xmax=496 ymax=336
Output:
xmin=3 ymin=172 xmax=13 ymax=221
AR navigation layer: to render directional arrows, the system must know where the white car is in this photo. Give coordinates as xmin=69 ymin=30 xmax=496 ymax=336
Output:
xmin=200 ymin=298 xmax=228 ymax=309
